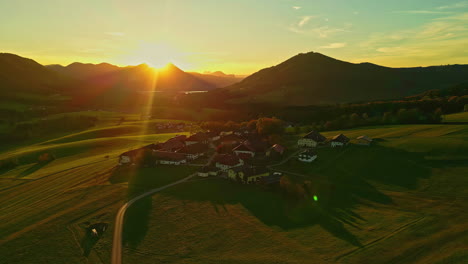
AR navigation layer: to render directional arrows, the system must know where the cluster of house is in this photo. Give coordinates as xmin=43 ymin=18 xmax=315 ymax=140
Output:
xmin=198 ymin=160 xmax=283 ymax=185
xmin=195 ymin=131 xmax=286 ymax=185
xmin=118 ymin=129 xmax=286 ymax=185
xmin=154 ymin=122 xmax=189 ymax=132
xmin=297 ymin=131 xmax=373 ymax=162
xmin=118 ymin=134 xmax=203 ymax=166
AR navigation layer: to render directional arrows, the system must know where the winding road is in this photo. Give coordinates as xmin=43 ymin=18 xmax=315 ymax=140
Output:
xmin=111 ymin=173 xmax=196 ymax=264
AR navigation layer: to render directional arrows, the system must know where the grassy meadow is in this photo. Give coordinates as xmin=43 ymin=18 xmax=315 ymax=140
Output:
xmin=0 ymin=111 xmax=467 ymax=264
xmin=0 ymin=111 xmax=192 ymax=264
xmin=121 ymin=118 xmax=468 ymax=263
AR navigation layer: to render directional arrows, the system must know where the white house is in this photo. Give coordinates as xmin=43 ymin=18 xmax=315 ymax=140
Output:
xmin=298 ymin=150 xmax=317 ymax=162
xmin=154 ymin=151 xmax=187 ymax=165
xmin=176 ymin=143 xmax=209 ymax=160
xmin=198 ymin=166 xmax=219 ymax=177
xmin=330 ymin=134 xmax=350 ymax=147
xmin=298 ymin=131 xmax=326 ymax=148
xmin=233 ymin=143 xmax=256 ymax=158
xmin=356 ymin=135 xmax=373 ymax=146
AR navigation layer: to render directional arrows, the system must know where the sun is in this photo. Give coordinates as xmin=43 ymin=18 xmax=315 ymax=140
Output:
xmin=120 ymin=42 xmax=188 ymax=69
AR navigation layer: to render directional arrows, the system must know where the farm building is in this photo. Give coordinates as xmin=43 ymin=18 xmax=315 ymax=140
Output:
xmin=213 ymin=154 xmax=244 ymax=171
xmin=205 ymin=131 xmax=220 ymax=141
xmin=186 ymin=132 xmax=210 ymax=145
xmin=330 ymin=134 xmax=350 ymax=147
xmin=119 ymin=148 xmax=149 ymax=165
xmin=298 ymin=150 xmax=318 ymax=162
xmin=233 ymin=143 xmax=256 ymax=158
xmin=267 ymin=144 xmax=285 ymax=157
xmin=154 ymin=151 xmax=187 ymax=165
xmin=198 ymin=165 xmax=219 ymax=177
xmin=298 ymin=131 xmax=326 ymax=148
xmin=176 ymin=143 xmax=209 ymax=160
xmin=233 ymin=128 xmax=251 ymax=136
xmin=356 ymin=135 xmax=373 ymax=146
xmin=158 ymin=136 xmax=186 ymax=151
xmin=260 ymin=172 xmax=283 ymax=185
xmin=227 ymin=165 xmax=269 ymax=184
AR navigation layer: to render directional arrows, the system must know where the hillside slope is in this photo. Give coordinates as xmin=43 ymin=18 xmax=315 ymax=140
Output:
xmin=226 ymin=52 xmax=468 ymax=105
xmin=189 ymin=71 xmax=244 ymax=88
xmin=0 ymin=53 xmax=68 ymax=96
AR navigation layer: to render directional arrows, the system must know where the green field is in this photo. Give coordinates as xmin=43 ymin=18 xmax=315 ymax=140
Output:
xmin=0 ymin=112 xmax=193 ymax=264
xmin=121 ymin=118 xmax=468 ymax=263
xmin=0 ymin=112 xmax=467 ymax=264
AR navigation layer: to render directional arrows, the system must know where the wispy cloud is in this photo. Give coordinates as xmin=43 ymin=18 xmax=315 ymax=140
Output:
xmin=437 ymin=1 xmax=468 ymax=10
xmin=320 ymin=42 xmax=347 ymax=49
xmin=292 ymin=6 xmax=301 ymax=10
xmin=288 ymin=21 xmax=352 ymax=38
xmin=105 ymin=32 xmax=125 ymax=37
xmin=298 ymin=16 xmax=314 ymax=27
xmin=394 ymin=10 xmax=452 ymax=14
xmin=357 ymin=13 xmax=468 ymax=66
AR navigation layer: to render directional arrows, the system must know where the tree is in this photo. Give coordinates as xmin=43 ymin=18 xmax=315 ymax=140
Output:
xmin=464 ymin=104 xmax=468 ymax=112
xmin=382 ymin=112 xmax=393 ymax=123
xmin=256 ymin=117 xmax=284 ymax=135
xmin=247 ymin=119 xmax=257 ymax=131
xmin=225 ymin=121 xmax=240 ymax=131
xmin=324 ymin=121 xmax=333 ymax=130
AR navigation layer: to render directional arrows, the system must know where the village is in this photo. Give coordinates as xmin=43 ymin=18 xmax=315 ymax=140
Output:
xmin=118 ymin=122 xmax=374 ymax=186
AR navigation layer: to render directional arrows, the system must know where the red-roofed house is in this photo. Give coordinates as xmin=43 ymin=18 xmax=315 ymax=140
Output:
xmin=155 ymin=151 xmax=187 ymax=165
xmin=176 ymin=143 xmax=209 ymax=160
xmin=186 ymin=132 xmax=210 ymax=145
xmin=213 ymin=154 xmax=244 ymax=171
xmin=267 ymin=144 xmax=285 ymax=157
xmin=233 ymin=143 xmax=256 ymax=158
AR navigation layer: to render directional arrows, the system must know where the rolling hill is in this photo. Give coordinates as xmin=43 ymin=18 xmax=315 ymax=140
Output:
xmin=47 ymin=62 xmax=217 ymax=92
xmin=189 ymin=71 xmax=244 ymax=88
xmin=225 ymin=52 xmax=468 ymax=105
xmin=0 ymin=53 xmax=68 ymax=96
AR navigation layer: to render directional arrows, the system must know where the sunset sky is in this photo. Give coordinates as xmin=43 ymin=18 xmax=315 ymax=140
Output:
xmin=1 ymin=0 xmax=467 ymax=75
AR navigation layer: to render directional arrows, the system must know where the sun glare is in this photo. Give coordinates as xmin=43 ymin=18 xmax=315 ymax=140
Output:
xmin=120 ymin=43 xmax=189 ymax=69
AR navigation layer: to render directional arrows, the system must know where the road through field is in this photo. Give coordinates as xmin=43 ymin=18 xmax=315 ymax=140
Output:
xmin=111 ymin=173 xmax=196 ymax=264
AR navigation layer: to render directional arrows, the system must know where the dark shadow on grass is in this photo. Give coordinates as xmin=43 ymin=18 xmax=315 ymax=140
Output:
xmin=18 ymin=160 xmax=53 ymax=177
xmin=122 ymin=196 xmax=152 ymax=249
xmin=81 ymin=223 xmax=109 ymax=257
xmin=160 ymin=144 xmax=439 ymax=247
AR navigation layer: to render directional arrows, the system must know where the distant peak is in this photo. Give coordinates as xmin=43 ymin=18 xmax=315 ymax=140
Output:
xmin=159 ymin=62 xmax=183 ymax=72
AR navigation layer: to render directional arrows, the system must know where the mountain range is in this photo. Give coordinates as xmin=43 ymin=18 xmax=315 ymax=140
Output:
xmin=0 ymin=53 xmax=242 ymax=97
xmin=1 ymin=52 xmax=467 ymax=108
xmin=226 ymin=52 xmax=468 ymax=105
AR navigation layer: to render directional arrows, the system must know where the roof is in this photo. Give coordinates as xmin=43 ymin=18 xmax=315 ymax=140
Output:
xmin=213 ymin=154 xmax=241 ymax=166
xmin=237 ymin=152 xmax=254 ymax=161
xmin=154 ymin=151 xmax=186 ymax=161
xmin=186 ymin=132 xmax=210 ymax=142
xmin=300 ymin=150 xmax=317 ymax=157
xmin=205 ymin=131 xmax=219 ymax=138
xmin=176 ymin=143 xmax=209 ymax=154
xmin=303 ymin=131 xmax=326 ymax=142
xmin=160 ymin=138 xmax=185 ymax=150
xmin=172 ymin=135 xmax=187 ymax=141
xmin=143 ymin=143 xmax=163 ymax=151
xmin=331 ymin=134 xmax=350 ymax=143
xmin=270 ymin=144 xmax=285 ymax=153
xmin=244 ymin=139 xmax=269 ymax=152
xmin=233 ymin=143 xmax=256 ymax=152
xmin=261 ymin=174 xmax=282 ymax=184
xmin=357 ymin=135 xmax=373 ymax=142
